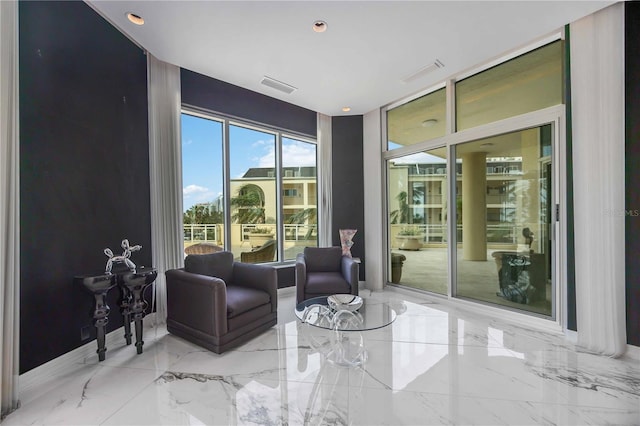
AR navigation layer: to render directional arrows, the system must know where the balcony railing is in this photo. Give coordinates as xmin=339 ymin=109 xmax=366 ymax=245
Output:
xmin=184 ymin=223 xmax=317 ymax=242
xmin=390 ymin=223 xmax=531 ymax=244
xmin=184 ymin=224 xmax=220 ymax=242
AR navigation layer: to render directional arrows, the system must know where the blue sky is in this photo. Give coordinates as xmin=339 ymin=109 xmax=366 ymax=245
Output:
xmin=181 ymin=113 xmax=316 ymax=211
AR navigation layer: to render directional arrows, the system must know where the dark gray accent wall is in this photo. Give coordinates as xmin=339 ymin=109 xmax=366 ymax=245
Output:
xmin=331 ymin=116 xmax=365 ymax=280
xmin=625 ymin=2 xmax=640 ymax=347
xmin=19 ymin=1 xmax=151 ymax=373
xmin=181 ymin=69 xmax=317 ymax=138
xmin=276 ymin=266 xmax=295 ymax=289
xmin=564 ymin=26 xmax=577 ymax=332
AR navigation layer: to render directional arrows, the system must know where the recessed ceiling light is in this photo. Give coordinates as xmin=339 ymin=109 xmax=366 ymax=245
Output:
xmin=342 ymin=107 xmax=351 ymax=112
xmin=421 ymin=118 xmax=438 ymax=127
xmin=126 ymin=12 xmax=144 ymax=26
xmin=313 ymin=20 xmax=328 ymax=33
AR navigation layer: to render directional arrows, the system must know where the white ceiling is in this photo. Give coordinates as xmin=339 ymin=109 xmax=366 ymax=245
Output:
xmin=87 ymin=1 xmax=613 ymax=117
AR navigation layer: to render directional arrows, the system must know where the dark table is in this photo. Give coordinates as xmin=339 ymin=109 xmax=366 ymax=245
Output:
xmin=76 ymin=267 xmax=157 ymax=361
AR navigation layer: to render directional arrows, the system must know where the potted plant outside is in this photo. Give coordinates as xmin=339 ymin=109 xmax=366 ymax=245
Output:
xmin=391 ymin=252 xmax=406 ymax=283
xmin=248 ymin=226 xmax=275 ymax=248
xmin=396 ymin=227 xmax=423 ymax=251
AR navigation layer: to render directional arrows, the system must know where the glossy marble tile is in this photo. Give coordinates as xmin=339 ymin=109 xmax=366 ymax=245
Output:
xmin=4 ymin=288 xmax=639 ymax=426
xmin=4 ymin=364 xmax=161 ymax=425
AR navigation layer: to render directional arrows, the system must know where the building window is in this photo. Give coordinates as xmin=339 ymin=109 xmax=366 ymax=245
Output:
xmin=182 ymin=111 xmax=318 ymax=263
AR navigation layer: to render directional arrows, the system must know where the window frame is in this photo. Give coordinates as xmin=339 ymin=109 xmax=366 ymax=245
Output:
xmin=181 ymin=107 xmax=319 ymax=264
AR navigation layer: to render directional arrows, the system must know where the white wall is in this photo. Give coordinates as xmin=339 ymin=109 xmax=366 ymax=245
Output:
xmin=363 ymin=109 xmax=384 ymax=291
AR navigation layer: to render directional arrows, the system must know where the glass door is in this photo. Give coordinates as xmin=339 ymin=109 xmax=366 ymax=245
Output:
xmin=387 ymin=147 xmax=448 ymax=294
xmin=453 ymin=125 xmax=553 ymax=317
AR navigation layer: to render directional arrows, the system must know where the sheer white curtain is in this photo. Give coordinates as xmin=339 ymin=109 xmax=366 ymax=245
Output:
xmin=317 ymin=113 xmax=333 ymax=247
xmin=148 ymin=54 xmax=183 ymax=324
xmin=571 ymin=3 xmax=626 ymax=357
xmin=0 ymin=0 xmax=20 ymax=416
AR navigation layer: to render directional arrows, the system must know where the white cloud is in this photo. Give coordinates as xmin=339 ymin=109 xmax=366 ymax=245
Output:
xmin=282 ymin=143 xmax=316 ymax=167
xmin=257 ymin=143 xmax=316 ymax=168
xmin=183 ymin=184 xmax=209 ymax=195
xmin=258 ymin=148 xmax=275 ymax=168
xmin=251 ymin=139 xmax=268 ymax=148
xmin=183 ymin=186 xmax=219 ymax=210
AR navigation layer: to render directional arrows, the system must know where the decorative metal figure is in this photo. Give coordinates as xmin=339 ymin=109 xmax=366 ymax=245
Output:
xmin=104 ymin=239 xmax=142 ymax=273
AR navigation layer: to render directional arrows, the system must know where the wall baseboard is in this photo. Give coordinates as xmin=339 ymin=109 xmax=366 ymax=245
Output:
xmin=19 ymin=313 xmax=159 ymax=404
xmin=624 ymin=343 xmax=640 ymax=361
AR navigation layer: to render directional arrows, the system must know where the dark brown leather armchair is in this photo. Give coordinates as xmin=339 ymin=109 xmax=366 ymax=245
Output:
xmin=295 ymin=246 xmax=359 ymax=304
xmin=166 ymin=251 xmax=277 ymax=353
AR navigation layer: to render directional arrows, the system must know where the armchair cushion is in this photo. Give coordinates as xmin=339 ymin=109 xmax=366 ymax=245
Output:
xmin=306 ymin=272 xmax=352 ymax=295
xmin=226 ymin=285 xmax=271 ymax=318
xmin=303 ymin=246 xmax=342 ymax=272
xmin=184 ymin=251 xmax=234 ymax=284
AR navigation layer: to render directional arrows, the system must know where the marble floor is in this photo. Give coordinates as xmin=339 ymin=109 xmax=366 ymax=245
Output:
xmin=4 ymin=288 xmax=639 ymax=425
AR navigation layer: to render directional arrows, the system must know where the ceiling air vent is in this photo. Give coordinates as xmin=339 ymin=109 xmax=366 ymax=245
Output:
xmin=402 ymin=60 xmax=444 ymax=84
xmin=260 ymin=76 xmax=297 ymax=94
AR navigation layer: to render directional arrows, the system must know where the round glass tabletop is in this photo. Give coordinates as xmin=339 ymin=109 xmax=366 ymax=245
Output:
xmin=295 ymin=295 xmax=396 ymax=331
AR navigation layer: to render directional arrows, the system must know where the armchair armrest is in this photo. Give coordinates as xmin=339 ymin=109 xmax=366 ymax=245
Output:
xmin=341 ymin=256 xmax=359 ymax=293
xmin=232 ymin=262 xmax=278 ymax=313
xmin=165 ymin=268 xmax=228 ymax=337
xmin=295 ymin=253 xmax=307 ymax=303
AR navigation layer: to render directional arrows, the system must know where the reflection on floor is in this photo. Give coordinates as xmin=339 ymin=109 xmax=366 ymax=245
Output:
xmin=393 ymin=247 xmax=552 ymax=316
xmin=4 ymin=288 xmax=638 ymax=425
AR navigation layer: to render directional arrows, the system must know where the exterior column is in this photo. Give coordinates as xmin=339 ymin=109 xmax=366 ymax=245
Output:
xmin=462 ymin=152 xmax=487 ymax=260
xmin=519 ymin=128 xmax=541 ymax=252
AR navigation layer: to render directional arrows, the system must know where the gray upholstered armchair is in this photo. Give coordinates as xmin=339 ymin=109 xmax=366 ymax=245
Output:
xmin=166 ymin=251 xmax=277 ymax=353
xmin=295 ymin=246 xmax=359 ymax=304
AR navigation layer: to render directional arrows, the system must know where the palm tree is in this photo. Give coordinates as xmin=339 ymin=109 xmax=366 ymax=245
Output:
xmin=390 ymin=191 xmax=409 ymax=224
xmin=230 ymin=184 xmax=265 ymax=224
xmin=390 ymin=184 xmax=425 ymax=225
xmin=286 ymin=208 xmax=317 ymax=239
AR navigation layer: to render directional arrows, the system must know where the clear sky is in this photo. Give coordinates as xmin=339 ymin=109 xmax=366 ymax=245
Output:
xmin=181 ymin=113 xmax=316 ymax=212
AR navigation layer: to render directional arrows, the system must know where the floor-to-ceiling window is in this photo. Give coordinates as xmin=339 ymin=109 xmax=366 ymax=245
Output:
xmin=229 ymin=124 xmax=278 ymax=260
xmin=181 ymin=114 xmax=225 ymax=249
xmin=386 ymin=86 xmax=449 ymax=292
xmin=181 ymin=111 xmax=318 ymax=263
xmin=384 ymin=38 xmax=563 ymax=320
xmin=281 ymin=137 xmax=318 ymax=260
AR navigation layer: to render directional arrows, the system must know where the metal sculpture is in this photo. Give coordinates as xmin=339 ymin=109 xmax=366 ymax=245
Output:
xmin=104 ymin=239 xmax=142 ymax=274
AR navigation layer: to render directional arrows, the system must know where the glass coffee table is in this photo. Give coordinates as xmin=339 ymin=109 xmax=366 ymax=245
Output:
xmin=295 ymin=295 xmax=397 ymax=331
xmin=295 ymin=295 xmax=397 ymax=366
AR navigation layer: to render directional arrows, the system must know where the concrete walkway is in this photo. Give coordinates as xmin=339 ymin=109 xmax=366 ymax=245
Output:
xmin=392 ymin=247 xmax=552 ymax=316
